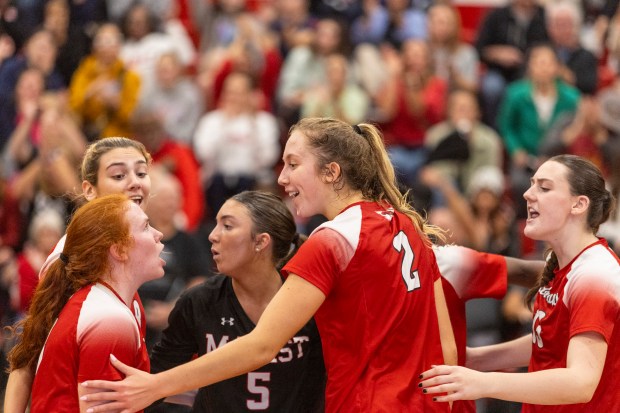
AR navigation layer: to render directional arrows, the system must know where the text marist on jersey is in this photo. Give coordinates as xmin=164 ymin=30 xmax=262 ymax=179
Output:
xmin=206 ymin=333 xmax=311 ymax=363
xmin=538 ymin=286 xmax=559 ymax=306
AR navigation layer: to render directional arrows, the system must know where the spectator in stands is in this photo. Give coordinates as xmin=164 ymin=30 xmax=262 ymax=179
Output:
xmin=585 ymin=0 xmax=620 ymax=57
xmin=66 ymin=0 xmax=107 ymax=34
xmin=42 ymin=0 xmax=91 ymax=86
xmin=311 ymin=0 xmax=362 ymax=20
xmin=277 ymin=17 xmax=345 ymax=126
xmin=3 ymin=67 xmax=86 ymax=201
xmin=546 ymin=1 xmax=598 ymax=95
xmin=4 ymin=208 xmax=64 ymax=319
xmin=131 ymin=109 xmax=204 ymax=232
xmin=119 ymin=3 xmax=196 ymax=100
xmin=475 ymin=0 xmax=548 ymax=127
xmin=375 ymin=39 xmax=447 ymax=188
xmin=201 ymin=12 xmax=282 ymax=112
xmin=421 ymin=165 xmax=515 ymax=255
xmin=350 ymin=0 xmax=426 ymax=49
xmin=0 ymin=0 xmax=44 ymax=51
xmin=499 ymin=43 xmax=580 ymax=219
xmin=194 ymin=71 xmax=280 ymax=220
xmin=197 ymin=0 xmax=248 ymax=52
xmin=301 ymin=53 xmax=369 ymax=124
xmin=3 ymin=68 xmax=48 ymax=172
xmin=424 ymin=89 xmax=503 ymax=194
xmin=268 ymin=0 xmax=316 ymax=57
xmin=541 ymin=95 xmax=609 ymax=172
xmin=0 ymin=29 xmax=63 ymax=150
xmin=427 ymin=3 xmax=479 ymax=93
xmin=0 ymin=32 xmax=15 ymax=69
xmin=138 ymin=51 xmax=203 ymax=145
xmin=69 ymin=23 xmax=141 ymax=140
xmin=605 ymin=4 xmax=620 ymax=74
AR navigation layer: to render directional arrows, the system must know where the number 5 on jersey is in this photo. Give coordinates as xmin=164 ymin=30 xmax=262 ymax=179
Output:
xmin=247 ymin=372 xmax=270 ymax=410
xmin=393 ymin=231 xmax=421 ymax=292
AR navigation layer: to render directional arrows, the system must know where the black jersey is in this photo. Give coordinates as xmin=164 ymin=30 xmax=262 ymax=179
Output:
xmin=150 ymin=275 xmax=326 ymax=412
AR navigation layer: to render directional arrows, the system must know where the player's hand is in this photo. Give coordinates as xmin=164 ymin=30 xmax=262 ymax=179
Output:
xmin=80 ymin=355 xmax=160 ymax=413
xmin=419 ymin=364 xmax=488 ymax=402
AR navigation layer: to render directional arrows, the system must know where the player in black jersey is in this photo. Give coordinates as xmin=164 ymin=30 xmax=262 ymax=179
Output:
xmin=148 ymin=191 xmax=325 ymax=412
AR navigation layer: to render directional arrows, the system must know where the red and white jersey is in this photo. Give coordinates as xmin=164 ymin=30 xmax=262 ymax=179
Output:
xmin=524 ymin=239 xmax=620 ymax=413
xmin=31 ymin=283 xmax=149 ymax=412
xmin=282 ymin=201 xmax=448 ymax=413
xmin=39 ymin=234 xmax=65 ymax=279
xmin=434 ymin=245 xmax=507 ymax=413
xmin=39 ymin=235 xmax=146 ymax=335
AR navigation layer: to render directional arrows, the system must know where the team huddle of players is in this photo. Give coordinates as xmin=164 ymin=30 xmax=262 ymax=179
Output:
xmin=5 ymin=119 xmax=620 ymax=413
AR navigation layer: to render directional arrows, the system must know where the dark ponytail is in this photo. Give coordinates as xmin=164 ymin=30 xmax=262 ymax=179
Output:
xmin=525 ymin=249 xmax=557 ymax=309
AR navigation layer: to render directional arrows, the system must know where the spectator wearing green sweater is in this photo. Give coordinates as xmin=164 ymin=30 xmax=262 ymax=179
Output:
xmin=499 ymin=43 xmax=580 ymax=218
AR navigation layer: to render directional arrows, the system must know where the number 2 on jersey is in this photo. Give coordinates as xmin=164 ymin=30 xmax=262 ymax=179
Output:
xmin=392 ymin=231 xmax=421 ymax=292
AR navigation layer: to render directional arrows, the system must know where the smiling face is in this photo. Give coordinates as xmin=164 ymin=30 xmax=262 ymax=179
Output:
xmin=278 ymin=130 xmax=328 ymax=218
xmin=83 ymin=147 xmax=151 ymax=210
xmin=523 ymin=160 xmax=577 ymax=241
xmin=208 ymin=199 xmax=259 ymax=276
xmin=124 ymin=201 xmax=165 ymax=284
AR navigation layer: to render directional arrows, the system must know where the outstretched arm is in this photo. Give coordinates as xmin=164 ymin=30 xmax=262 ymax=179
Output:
xmin=466 ymin=333 xmax=531 ymax=372
xmin=4 ymin=367 xmax=33 ymax=413
xmin=80 ymin=275 xmax=326 ymax=413
xmin=505 ymin=257 xmax=544 ymax=289
xmin=420 ymin=332 xmax=607 ymax=405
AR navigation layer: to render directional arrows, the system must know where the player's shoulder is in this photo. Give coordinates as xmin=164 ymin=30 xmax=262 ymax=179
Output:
xmin=179 ymin=275 xmax=228 ymax=303
xmin=570 ymin=243 xmax=620 ymax=281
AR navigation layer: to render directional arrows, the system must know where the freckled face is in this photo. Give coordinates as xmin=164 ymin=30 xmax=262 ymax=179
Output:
xmin=125 ymin=202 xmax=165 ymax=284
xmin=277 ymin=131 xmax=328 ymax=218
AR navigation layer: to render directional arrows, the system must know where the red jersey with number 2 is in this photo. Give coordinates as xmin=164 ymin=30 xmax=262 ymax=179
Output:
xmin=282 ymin=201 xmax=448 ymax=413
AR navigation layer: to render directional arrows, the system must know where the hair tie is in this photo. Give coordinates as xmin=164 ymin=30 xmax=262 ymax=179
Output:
xmin=59 ymin=253 xmax=68 ymax=265
xmin=352 ymin=124 xmax=363 ymax=135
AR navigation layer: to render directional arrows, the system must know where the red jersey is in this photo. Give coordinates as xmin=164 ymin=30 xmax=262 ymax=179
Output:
xmin=524 ymin=239 xmax=620 ymax=413
xmin=282 ymin=201 xmax=448 ymax=413
xmin=434 ymin=245 xmax=508 ymax=413
xmin=31 ymin=283 xmax=149 ymax=412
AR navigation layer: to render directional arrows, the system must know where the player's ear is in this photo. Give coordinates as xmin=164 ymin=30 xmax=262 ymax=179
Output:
xmin=82 ymin=180 xmax=97 ymax=201
xmin=254 ymin=233 xmax=271 ymax=253
xmin=110 ymin=243 xmax=128 ymax=262
xmin=322 ymin=162 xmax=342 ymax=184
xmin=571 ymin=195 xmax=590 ymax=216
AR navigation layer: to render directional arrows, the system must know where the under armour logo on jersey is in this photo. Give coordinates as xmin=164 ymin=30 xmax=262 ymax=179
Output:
xmin=221 ymin=317 xmax=235 ymax=326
